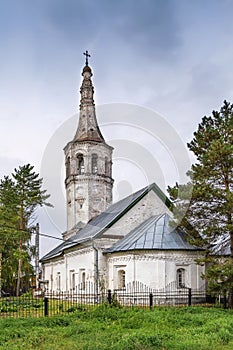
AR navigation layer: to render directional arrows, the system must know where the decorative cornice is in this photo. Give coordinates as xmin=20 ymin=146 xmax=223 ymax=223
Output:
xmin=66 ymin=247 xmax=93 ymax=257
xmin=108 ymin=252 xmax=202 ymax=264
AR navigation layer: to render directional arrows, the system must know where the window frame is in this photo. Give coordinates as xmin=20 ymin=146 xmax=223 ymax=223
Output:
xmin=177 ymin=268 xmax=186 ymax=288
xmin=77 ymin=153 xmax=84 ymax=175
xmin=91 ymin=153 xmax=98 ymax=174
xmin=118 ymin=269 xmax=126 ymax=289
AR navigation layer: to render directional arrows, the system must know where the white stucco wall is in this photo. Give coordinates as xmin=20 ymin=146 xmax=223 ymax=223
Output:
xmin=106 ymin=250 xmax=205 ymax=291
xmin=43 ymin=246 xmax=96 ymax=292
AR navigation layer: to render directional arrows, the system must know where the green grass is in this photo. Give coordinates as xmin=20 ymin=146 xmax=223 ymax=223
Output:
xmin=0 ymin=306 xmax=232 ymax=349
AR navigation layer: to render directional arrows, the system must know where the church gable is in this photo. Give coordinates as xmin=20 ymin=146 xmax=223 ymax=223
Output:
xmin=101 ymin=185 xmax=172 ymax=240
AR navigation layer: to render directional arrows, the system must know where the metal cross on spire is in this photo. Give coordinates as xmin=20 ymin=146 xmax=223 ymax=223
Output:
xmin=83 ymin=50 xmax=90 ymax=66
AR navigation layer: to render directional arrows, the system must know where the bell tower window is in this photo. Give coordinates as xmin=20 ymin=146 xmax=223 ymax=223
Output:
xmin=105 ymin=157 xmax=109 ymax=176
xmin=66 ymin=157 xmax=71 ymax=178
xmin=77 ymin=154 xmax=84 ymax=175
xmin=91 ymin=154 xmax=98 ymax=174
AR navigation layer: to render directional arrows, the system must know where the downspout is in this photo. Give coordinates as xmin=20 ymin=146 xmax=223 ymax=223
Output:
xmin=65 ymin=255 xmax=68 ymax=292
xmin=133 ymin=252 xmax=136 ymax=285
xmin=92 ymin=240 xmax=99 ymax=299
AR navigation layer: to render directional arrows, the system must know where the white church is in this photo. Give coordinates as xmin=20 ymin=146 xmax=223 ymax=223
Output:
xmin=41 ymin=54 xmax=205 ymax=295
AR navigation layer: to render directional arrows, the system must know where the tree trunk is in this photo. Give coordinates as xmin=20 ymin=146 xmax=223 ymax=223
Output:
xmin=16 ymin=210 xmax=23 ymax=297
xmin=16 ymin=239 xmax=22 ymax=297
xmin=227 ymin=224 xmax=233 ymax=309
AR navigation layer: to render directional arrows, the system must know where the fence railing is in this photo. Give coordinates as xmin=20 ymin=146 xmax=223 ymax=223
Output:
xmin=0 ymin=283 xmax=222 ymax=319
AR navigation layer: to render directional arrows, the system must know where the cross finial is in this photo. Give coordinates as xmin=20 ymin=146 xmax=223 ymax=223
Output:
xmin=83 ymin=50 xmax=90 ymax=66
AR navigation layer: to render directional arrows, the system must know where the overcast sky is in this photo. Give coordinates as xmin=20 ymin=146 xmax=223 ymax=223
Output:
xmin=1 ymin=0 xmax=233 ymax=256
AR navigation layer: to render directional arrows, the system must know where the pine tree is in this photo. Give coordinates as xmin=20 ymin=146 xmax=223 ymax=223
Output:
xmin=0 ymin=164 xmax=51 ymax=295
xmin=0 ymin=177 xmax=19 ymax=293
xmin=168 ymin=101 xmax=233 ymax=307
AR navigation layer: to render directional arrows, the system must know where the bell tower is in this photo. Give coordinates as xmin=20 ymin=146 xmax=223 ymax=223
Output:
xmin=64 ymin=51 xmax=114 ymax=234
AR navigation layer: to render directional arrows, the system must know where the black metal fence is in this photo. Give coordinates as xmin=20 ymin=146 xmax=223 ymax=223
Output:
xmin=0 ymin=282 xmax=220 ymax=319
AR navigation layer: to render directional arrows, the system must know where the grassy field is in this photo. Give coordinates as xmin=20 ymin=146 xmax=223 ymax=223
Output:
xmin=0 ymin=306 xmax=232 ymax=349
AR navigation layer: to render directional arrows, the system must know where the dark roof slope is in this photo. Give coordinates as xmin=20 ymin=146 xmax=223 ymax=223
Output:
xmin=41 ymin=183 xmax=172 ymax=262
xmin=105 ymin=213 xmax=202 ymax=253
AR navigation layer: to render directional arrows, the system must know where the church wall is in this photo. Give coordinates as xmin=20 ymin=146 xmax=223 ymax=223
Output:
xmin=65 ymin=247 xmax=95 ymax=291
xmin=42 ymin=246 xmax=97 ymax=292
xmin=43 ymin=258 xmax=65 ymax=292
xmin=106 ymin=250 xmax=205 ymax=291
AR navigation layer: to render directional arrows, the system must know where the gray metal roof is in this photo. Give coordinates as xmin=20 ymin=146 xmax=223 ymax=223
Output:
xmin=105 ymin=213 xmax=201 ymax=253
xmin=41 ymin=183 xmax=169 ymax=261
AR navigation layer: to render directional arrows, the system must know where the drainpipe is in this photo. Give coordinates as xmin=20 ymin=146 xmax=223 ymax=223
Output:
xmin=65 ymin=255 xmax=68 ymax=292
xmin=92 ymin=240 xmax=99 ymax=299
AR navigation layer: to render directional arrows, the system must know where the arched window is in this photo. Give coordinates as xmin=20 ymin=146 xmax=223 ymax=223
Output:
xmin=81 ymin=271 xmax=86 ymax=290
xmin=77 ymin=154 xmax=84 ymax=175
xmin=118 ymin=270 xmax=126 ymax=289
xmin=66 ymin=157 xmax=70 ymax=178
xmin=105 ymin=157 xmax=109 ymax=176
xmin=177 ymin=268 xmax=185 ymax=288
xmin=67 ymin=190 xmax=71 ymax=204
xmin=109 ymin=161 xmax=112 ymax=176
xmin=70 ymin=270 xmax=75 ymax=291
xmin=57 ymin=272 xmax=61 ymax=291
xmin=91 ymin=154 xmax=98 ymax=174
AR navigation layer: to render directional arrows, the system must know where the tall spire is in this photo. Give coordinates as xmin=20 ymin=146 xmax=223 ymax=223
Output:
xmin=64 ymin=51 xmax=114 ymax=233
xmin=73 ymin=51 xmax=104 ymax=142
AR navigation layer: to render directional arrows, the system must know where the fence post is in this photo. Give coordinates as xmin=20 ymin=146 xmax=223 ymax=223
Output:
xmin=107 ymin=289 xmax=112 ymax=305
xmin=44 ymin=297 xmax=49 ymax=316
xmin=149 ymin=293 xmax=153 ymax=310
xmin=188 ymin=288 xmax=192 ymax=306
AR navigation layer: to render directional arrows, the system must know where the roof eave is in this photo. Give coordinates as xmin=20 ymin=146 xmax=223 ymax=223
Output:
xmin=104 ymin=247 xmax=204 ymax=254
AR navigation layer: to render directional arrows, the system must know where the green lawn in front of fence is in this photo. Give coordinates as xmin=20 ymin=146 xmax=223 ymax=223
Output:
xmin=0 ymin=296 xmax=98 ymax=318
xmin=0 ymin=306 xmax=233 ymax=349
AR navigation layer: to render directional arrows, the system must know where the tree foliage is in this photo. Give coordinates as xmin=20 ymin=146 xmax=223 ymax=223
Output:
xmin=168 ymin=101 xmax=233 ymax=305
xmin=0 ymin=164 xmax=51 ymax=295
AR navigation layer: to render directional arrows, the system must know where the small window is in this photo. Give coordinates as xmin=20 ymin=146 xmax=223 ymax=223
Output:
xmin=50 ymin=274 xmax=53 ymax=290
xmin=57 ymin=272 xmax=61 ymax=291
xmin=67 ymin=190 xmax=71 ymax=204
xmin=77 ymin=154 xmax=84 ymax=175
xmin=81 ymin=271 xmax=86 ymax=290
xmin=66 ymin=157 xmax=70 ymax=178
xmin=70 ymin=270 xmax=75 ymax=291
xmin=91 ymin=154 xmax=98 ymax=174
xmin=105 ymin=157 xmax=109 ymax=176
xmin=177 ymin=268 xmax=185 ymax=288
xmin=118 ymin=270 xmax=126 ymax=289
xmin=77 ymin=197 xmax=84 ymax=209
